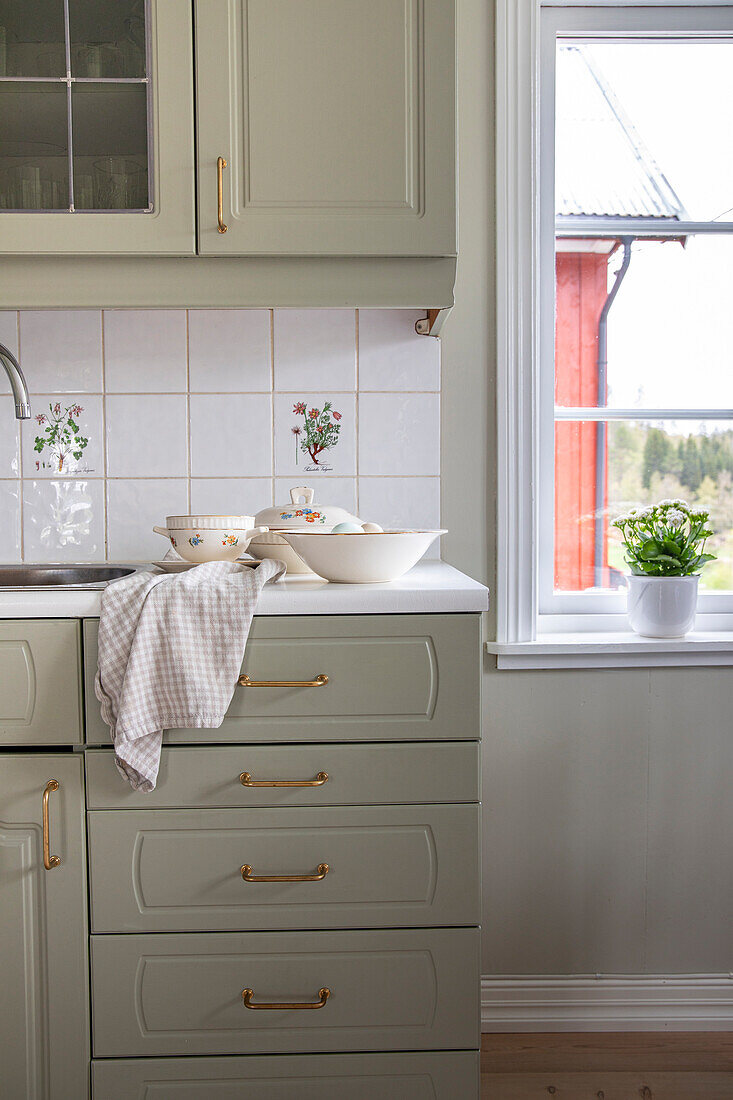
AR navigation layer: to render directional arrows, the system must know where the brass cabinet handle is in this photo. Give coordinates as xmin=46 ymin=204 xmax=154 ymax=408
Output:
xmin=217 ymin=156 xmax=228 ymax=233
xmin=238 ymin=673 xmax=328 ymax=688
xmin=241 ymin=862 xmax=329 ymax=882
xmin=240 ymin=770 xmax=329 ymax=788
xmin=242 ymin=987 xmax=331 ymax=1010
xmin=42 ymin=780 xmax=61 ymax=870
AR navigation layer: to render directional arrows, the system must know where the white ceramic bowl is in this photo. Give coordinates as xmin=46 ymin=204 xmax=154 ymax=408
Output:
xmin=279 ymin=529 xmax=446 ymax=583
xmin=153 ymin=515 xmax=268 ymax=563
xmin=248 ymin=531 xmax=314 ymax=575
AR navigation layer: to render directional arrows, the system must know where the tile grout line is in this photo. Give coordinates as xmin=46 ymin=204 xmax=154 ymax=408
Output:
xmin=100 ymin=310 xmax=108 ymax=560
xmin=16 ymin=310 xmax=24 ymax=561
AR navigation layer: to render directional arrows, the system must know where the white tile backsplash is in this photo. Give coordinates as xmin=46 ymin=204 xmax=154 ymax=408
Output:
xmin=0 ymin=311 xmax=19 ymax=394
xmin=103 ymin=310 xmax=187 ymax=393
xmin=274 ymin=393 xmax=356 ymax=479
xmin=22 ymin=479 xmax=105 ymax=562
xmin=0 ymin=482 xmax=21 ymax=559
xmin=274 ymin=309 xmax=356 ymax=392
xmin=190 ymin=393 xmax=272 ymax=477
xmin=191 ymin=478 xmax=273 ymax=517
xmin=22 ymin=395 xmax=103 ymax=478
xmin=5 ymin=308 xmax=440 ymax=561
xmin=358 ymin=393 xmax=440 ymax=476
xmin=106 ymin=394 xmax=188 ymax=477
xmin=20 ymin=310 xmax=103 ymax=393
xmin=358 ymin=310 xmax=441 ymax=391
xmin=107 ymin=478 xmax=189 ymax=561
xmin=188 ymin=309 xmax=271 ymax=392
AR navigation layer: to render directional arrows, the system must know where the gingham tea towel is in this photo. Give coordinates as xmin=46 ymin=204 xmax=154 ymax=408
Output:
xmin=95 ymin=558 xmax=285 ymax=791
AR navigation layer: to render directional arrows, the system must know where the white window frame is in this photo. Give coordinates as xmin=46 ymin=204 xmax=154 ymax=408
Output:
xmin=494 ymin=0 xmax=733 ymax=667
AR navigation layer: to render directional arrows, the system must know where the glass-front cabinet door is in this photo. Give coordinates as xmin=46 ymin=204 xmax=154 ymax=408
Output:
xmin=0 ymin=0 xmax=195 ymax=253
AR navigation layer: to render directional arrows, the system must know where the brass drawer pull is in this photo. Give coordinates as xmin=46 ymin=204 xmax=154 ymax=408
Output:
xmin=217 ymin=156 xmax=228 ymax=233
xmin=240 ymin=770 xmax=329 ymax=788
xmin=42 ymin=780 xmax=61 ymax=870
xmin=238 ymin=673 xmax=328 ymax=688
xmin=241 ymin=862 xmax=329 ymax=882
xmin=242 ymin=987 xmax=331 ymax=1010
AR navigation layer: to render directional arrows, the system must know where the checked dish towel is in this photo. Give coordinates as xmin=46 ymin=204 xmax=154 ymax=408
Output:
xmin=95 ymin=558 xmax=285 ymax=791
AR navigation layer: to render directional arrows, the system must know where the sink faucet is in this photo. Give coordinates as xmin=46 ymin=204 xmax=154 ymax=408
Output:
xmin=0 ymin=342 xmax=31 ymax=419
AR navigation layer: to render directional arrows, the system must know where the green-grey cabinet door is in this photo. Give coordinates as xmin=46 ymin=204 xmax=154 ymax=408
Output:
xmin=194 ymin=0 xmax=456 ymax=255
xmin=0 ymin=755 xmax=89 ymax=1099
xmin=0 ymin=0 xmax=195 ymax=254
xmin=87 ymin=803 xmax=480 ymax=931
xmin=91 ymin=927 xmax=480 ymax=1056
xmin=0 ymin=620 xmax=82 ymax=745
xmin=92 ymin=1052 xmax=481 ymax=1099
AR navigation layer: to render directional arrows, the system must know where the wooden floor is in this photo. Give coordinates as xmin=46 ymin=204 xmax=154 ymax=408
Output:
xmin=481 ymin=1033 xmax=733 ymax=1098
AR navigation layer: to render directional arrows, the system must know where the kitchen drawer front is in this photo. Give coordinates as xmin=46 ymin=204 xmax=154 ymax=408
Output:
xmin=88 ymin=803 xmax=480 ymax=932
xmin=91 ymin=927 xmax=480 ymax=1057
xmin=0 ymin=620 xmax=82 ymax=744
xmin=92 ymin=1052 xmax=480 ymax=1099
xmin=84 ymin=614 xmax=481 ymax=744
xmin=85 ymin=741 xmax=480 ymax=808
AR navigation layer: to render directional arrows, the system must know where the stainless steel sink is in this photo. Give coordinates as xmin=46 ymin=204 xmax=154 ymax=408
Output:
xmin=0 ymin=565 xmax=136 ymax=589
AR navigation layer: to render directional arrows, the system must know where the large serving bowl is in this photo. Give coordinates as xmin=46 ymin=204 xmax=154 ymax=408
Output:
xmin=279 ymin=530 xmax=446 ymax=584
xmin=153 ymin=515 xmax=268 ymax=563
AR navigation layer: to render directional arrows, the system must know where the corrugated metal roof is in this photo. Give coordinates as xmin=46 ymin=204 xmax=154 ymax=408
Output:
xmin=556 ymin=46 xmax=687 ymax=221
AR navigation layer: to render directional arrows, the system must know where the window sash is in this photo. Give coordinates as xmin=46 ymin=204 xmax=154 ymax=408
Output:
xmin=495 ymin=1 xmax=733 ymax=643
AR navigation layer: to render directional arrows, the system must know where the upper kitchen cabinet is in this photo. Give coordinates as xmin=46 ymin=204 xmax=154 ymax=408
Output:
xmin=0 ymin=0 xmax=195 ymax=254
xmin=194 ymin=0 xmax=456 ymax=256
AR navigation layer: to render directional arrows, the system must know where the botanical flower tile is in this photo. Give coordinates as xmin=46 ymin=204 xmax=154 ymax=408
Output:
xmin=23 ymin=479 xmax=105 ymax=562
xmin=274 ymin=394 xmax=356 ymax=479
xmin=22 ymin=395 xmax=103 ymax=478
xmin=0 ymin=482 xmax=21 ymax=560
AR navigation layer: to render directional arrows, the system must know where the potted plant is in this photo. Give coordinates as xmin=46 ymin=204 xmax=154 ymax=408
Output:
xmin=612 ymin=499 xmax=715 ymax=638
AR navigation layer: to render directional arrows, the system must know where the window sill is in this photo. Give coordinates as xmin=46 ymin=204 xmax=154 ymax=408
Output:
xmin=486 ymin=632 xmax=733 ymax=669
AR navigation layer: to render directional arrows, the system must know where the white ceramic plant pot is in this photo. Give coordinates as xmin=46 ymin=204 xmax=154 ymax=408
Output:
xmin=626 ymin=575 xmax=699 ymax=638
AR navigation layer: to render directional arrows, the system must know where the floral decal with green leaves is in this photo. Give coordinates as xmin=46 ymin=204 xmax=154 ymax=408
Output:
xmin=292 ymin=400 xmax=342 ymax=466
xmin=612 ymin=499 xmax=715 ymax=577
xmin=34 ymin=402 xmax=89 ymax=473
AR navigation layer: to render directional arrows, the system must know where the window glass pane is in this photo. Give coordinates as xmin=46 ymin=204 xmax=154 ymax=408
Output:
xmin=69 ymin=0 xmax=146 ymax=78
xmin=555 ymin=419 xmax=733 ymax=593
xmin=0 ymin=1 xmax=66 ymax=78
xmin=0 ymin=84 xmax=69 ymax=209
xmin=555 ymin=237 xmax=733 ymax=410
xmin=71 ymin=83 xmax=148 ymax=209
xmin=556 ymin=42 xmax=733 ymax=225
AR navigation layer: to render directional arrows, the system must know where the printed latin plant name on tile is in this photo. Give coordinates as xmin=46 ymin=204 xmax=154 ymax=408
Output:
xmin=292 ymin=400 xmax=342 ymax=472
xmin=34 ymin=402 xmax=91 ymax=474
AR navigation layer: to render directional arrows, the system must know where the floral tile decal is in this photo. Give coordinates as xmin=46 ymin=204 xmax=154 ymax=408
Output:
xmin=274 ymin=394 xmax=356 ymax=478
xmin=22 ymin=395 xmax=102 ymax=478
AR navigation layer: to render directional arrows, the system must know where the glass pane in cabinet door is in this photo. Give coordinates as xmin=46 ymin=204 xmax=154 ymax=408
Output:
xmin=69 ymin=0 xmax=146 ymax=78
xmin=0 ymin=1 xmax=66 ymax=77
xmin=0 ymin=84 xmax=69 ymax=209
xmin=71 ymin=83 xmax=148 ymax=209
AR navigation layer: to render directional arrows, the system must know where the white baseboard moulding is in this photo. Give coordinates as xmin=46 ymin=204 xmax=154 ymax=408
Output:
xmin=481 ymin=976 xmax=733 ymax=1032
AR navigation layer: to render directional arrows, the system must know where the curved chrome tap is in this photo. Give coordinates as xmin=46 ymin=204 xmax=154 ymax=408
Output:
xmin=0 ymin=342 xmax=31 ymax=419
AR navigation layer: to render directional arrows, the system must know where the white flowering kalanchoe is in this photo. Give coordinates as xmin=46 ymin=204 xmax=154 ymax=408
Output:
xmin=611 ymin=498 xmax=716 ymax=578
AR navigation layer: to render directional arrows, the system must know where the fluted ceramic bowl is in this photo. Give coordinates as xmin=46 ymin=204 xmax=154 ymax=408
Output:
xmin=153 ymin=515 xmax=268 ymax=563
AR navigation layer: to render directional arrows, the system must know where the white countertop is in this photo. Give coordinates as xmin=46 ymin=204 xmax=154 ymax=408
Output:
xmin=0 ymin=561 xmax=489 ymax=618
